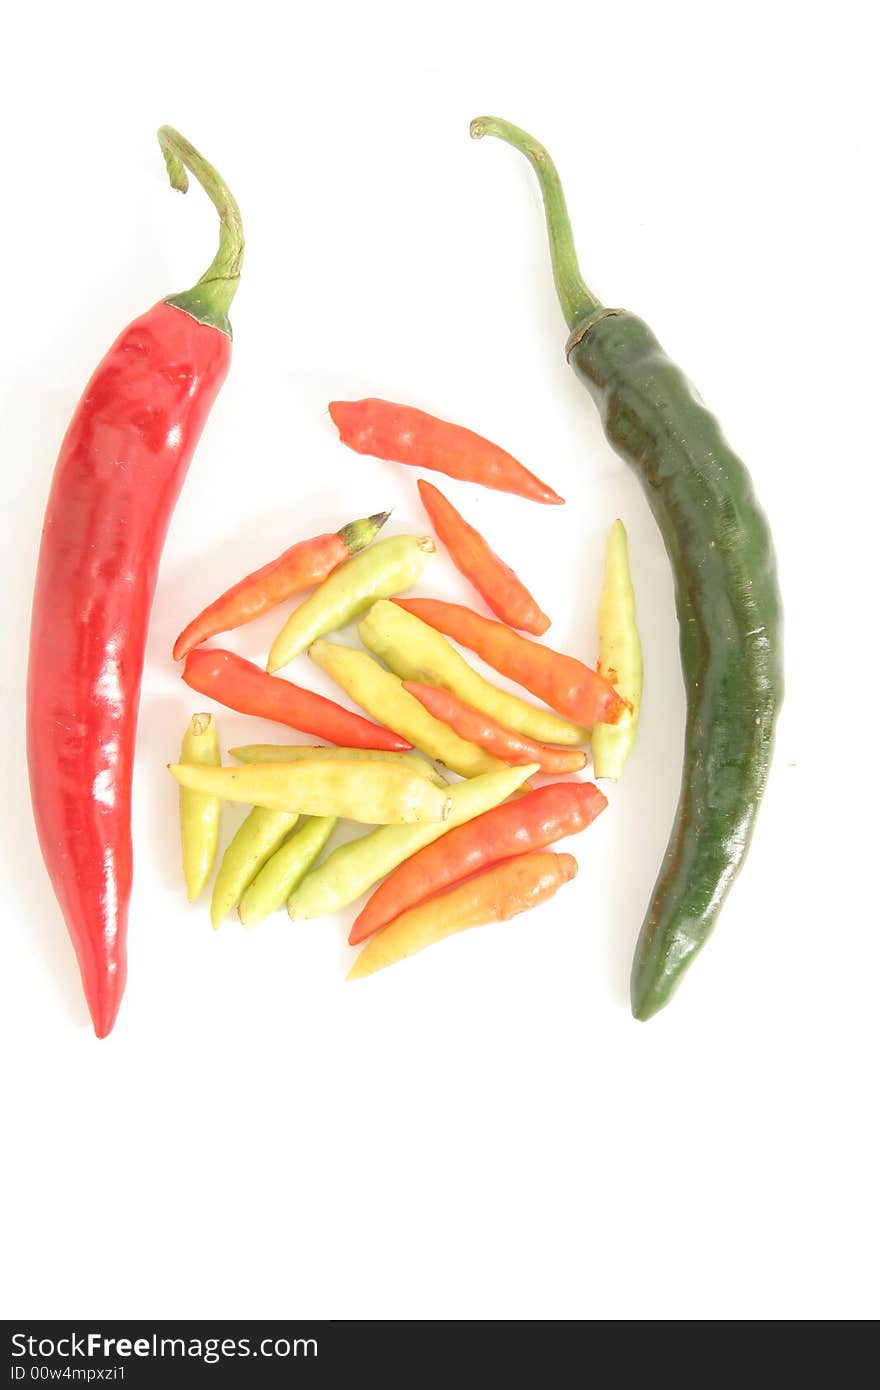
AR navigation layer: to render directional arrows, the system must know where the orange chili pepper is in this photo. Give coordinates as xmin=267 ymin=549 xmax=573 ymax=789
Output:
xmin=348 ymin=851 xmax=579 ymax=978
xmin=173 ymin=511 xmax=389 ymax=660
xmin=328 ymin=398 xmax=563 ymax=505
xmin=182 ymin=648 xmax=412 ymax=751
xmin=349 ymin=781 xmax=605 ymax=944
xmin=416 ymin=479 xmax=551 ymax=635
xmin=402 ymin=681 xmax=587 ymax=775
xmin=393 ymin=597 xmax=626 ymax=727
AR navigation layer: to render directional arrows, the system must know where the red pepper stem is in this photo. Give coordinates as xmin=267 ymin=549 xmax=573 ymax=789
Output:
xmin=158 ymin=125 xmax=243 ymax=336
xmin=469 ymin=116 xmax=601 ymax=333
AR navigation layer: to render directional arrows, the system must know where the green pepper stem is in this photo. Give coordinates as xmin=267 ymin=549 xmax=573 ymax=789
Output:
xmin=469 ymin=116 xmax=601 ymax=332
xmin=158 ymin=125 xmax=243 ymax=336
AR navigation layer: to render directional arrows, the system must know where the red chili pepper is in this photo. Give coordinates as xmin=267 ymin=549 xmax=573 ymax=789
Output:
xmin=172 ymin=511 xmax=390 ymax=660
xmin=27 ymin=129 xmax=244 ymax=1038
xmin=394 ymin=597 xmax=626 ymax=726
xmin=417 ymin=479 xmax=551 ymax=635
xmin=349 ymin=780 xmax=607 ymax=944
xmin=328 ymin=398 xmax=563 ymax=504
xmin=183 ymin=648 xmax=412 ymax=751
xmin=402 ymin=682 xmax=587 ymax=774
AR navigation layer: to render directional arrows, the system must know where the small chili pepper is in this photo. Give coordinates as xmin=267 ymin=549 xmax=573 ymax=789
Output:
xmin=266 ymin=533 xmax=436 ymax=674
xmin=417 ymin=479 xmax=550 ymax=635
xmin=350 ymin=780 xmax=606 ymax=944
xmin=168 ymin=759 xmax=452 ymax=825
xmin=394 ymin=598 xmax=625 ymax=727
xmin=172 ymin=511 xmax=390 ymax=661
xmin=592 ymin=520 xmax=643 ymax=780
xmin=402 ymin=682 xmax=587 ymax=775
xmin=287 ymin=762 xmax=537 ymax=921
xmin=357 ymin=600 xmax=589 ymax=746
xmin=238 ymin=816 xmax=337 ymax=928
xmin=229 ymin=743 xmax=447 ymax=787
xmin=27 ymin=127 xmax=243 ymax=1037
xmin=328 ymin=398 xmax=563 ymax=504
xmin=348 ymin=851 xmax=578 ymax=980
xmin=178 ymin=713 xmax=221 ymax=901
xmin=472 ymin=116 xmax=783 ymax=1018
xmin=182 ymin=648 xmax=411 ymax=751
xmin=211 ymin=808 xmax=299 ymax=929
xmin=309 ymin=640 xmax=505 ymax=778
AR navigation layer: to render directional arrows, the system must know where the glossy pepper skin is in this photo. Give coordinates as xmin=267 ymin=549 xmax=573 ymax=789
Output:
xmin=308 ymin=639 xmax=505 ymax=778
xmin=179 ymin=713 xmax=222 ymax=901
xmin=402 ymin=682 xmax=587 ymax=775
xmin=417 ymin=479 xmax=551 ymax=635
xmin=168 ymin=758 xmax=452 ymax=825
xmin=266 ymin=533 xmax=435 ymax=673
xmin=394 ymin=597 xmax=624 ymax=727
xmin=592 ymin=520 xmax=642 ymax=780
xmin=172 ymin=511 xmax=390 ymax=660
xmin=348 ymin=851 xmax=578 ymax=980
xmin=27 ymin=128 xmax=243 ymax=1036
xmin=287 ymin=762 xmax=536 ymax=922
xmin=328 ymin=398 xmax=563 ymax=504
xmin=350 ymin=780 xmax=607 ymax=944
xmin=182 ymin=647 xmax=412 ymax=752
xmin=357 ymin=600 xmax=589 ymax=747
xmin=472 ymin=116 xmax=784 ymax=1018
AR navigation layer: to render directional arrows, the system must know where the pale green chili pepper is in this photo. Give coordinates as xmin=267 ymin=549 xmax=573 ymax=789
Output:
xmin=287 ymin=762 xmax=537 ymax=920
xmin=179 ymin=712 xmax=221 ymax=901
xmin=238 ymin=816 xmax=337 ymax=928
xmin=228 ymin=743 xmax=447 ymax=788
xmin=358 ymin=600 xmax=589 ymax=746
xmin=592 ymin=519 xmax=643 ymax=781
xmin=266 ymin=534 xmax=436 ymax=673
xmin=169 ymin=758 xmax=452 ymax=825
xmin=309 ymin=639 xmax=506 ymax=778
xmin=211 ymin=806 xmax=299 ymax=928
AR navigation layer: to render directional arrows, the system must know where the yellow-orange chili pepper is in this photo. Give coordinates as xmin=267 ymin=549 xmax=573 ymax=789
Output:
xmin=348 ymin=851 xmax=578 ymax=979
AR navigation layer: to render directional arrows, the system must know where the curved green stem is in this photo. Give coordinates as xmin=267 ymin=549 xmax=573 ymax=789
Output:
xmin=158 ymin=125 xmax=243 ymax=336
xmin=469 ymin=116 xmax=601 ymax=332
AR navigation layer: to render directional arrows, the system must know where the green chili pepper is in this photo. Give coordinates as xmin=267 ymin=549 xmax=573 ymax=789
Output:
xmin=309 ymin=639 xmax=506 ymax=778
xmin=210 ymin=806 xmax=299 ymax=928
xmin=169 ymin=758 xmax=451 ymax=825
xmin=357 ymin=600 xmax=588 ymax=747
xmin=178 ymin=713 xmax=221 ymax=901
xmin=238 ymin=816 xmax=337 ymax=928
xmin=472 ymin=116 xmax=784 ymax=1019
xmin=592 ymin=520 xmax=642 ymax=781
xmin=266 ymin=534 xmax=436 ymax=673
xmin=228 ymin=743 xmax=447 ymax=787
xmin=287 ymin=762 xmax=537 ymax=920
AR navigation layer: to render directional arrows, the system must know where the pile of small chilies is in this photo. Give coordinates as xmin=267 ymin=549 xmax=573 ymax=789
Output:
xmin=170 ymin=397 xmax=642 ymax=979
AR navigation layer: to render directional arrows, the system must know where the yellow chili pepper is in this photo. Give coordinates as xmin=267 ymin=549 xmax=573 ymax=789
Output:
xmin=267 ymin=534 xmax=436 ymax=673
xmin=348 ymin=850 xmax=578 ymax=979
xmin=357 ymin=600 xmax=589 ymax=747
xmin=228 ymin=743 xmax=447 ymax=787
xmin=592 ymin=519 xmax=642 ymax=780
xmin=211 ymin=806 xmax=299 ymax=928
xmin=308 ymin=640 xmax=505 ymax=778
xmin=238 ymin=815 xmax=336 ymax=928
xmin=287 ymin=761 xmax=537 ymax=920
xmin=168 ymin=758 xmax=451 ymax=825
xmin=178 ymin=713 xmax=221 ymax=901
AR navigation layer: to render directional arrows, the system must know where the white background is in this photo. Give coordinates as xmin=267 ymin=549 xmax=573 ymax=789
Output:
xmin=2 ymin=0 xmax=877 ymax=1322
